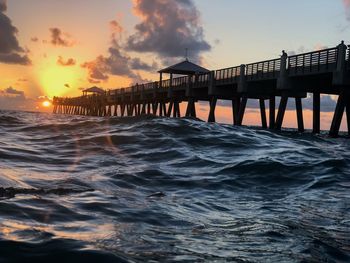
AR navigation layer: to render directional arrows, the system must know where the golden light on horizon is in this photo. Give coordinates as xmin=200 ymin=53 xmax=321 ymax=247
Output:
xmin=42 ymin=100 xmax=51 ymax=107
xmin=37 ymin=59 xmax=84 ymax=97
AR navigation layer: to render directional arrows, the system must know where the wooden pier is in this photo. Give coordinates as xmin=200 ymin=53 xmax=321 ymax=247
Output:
xmin=53 ymin=41 xmax=350 ymax=137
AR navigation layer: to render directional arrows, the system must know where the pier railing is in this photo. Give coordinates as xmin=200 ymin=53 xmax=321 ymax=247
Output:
xmin=55 ymin=43 xmax=349 ymax=103
xmin=193 ymin=73 xmax=210 ymax=88
xmin=215 ymin=66 xmax=241 ymax=85
xmin=169 ymin=76 xmax=189 ymax=90
xmin=246 ymin=58 xmax=281 ymax=80
xmin=288 ymin=47 xmax=338 ymax=76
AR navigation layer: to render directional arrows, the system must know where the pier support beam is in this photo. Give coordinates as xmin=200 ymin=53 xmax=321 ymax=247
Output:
xmin=162 ymin=103 xmax=167 ymax=117
xmin=295 ymin=98 xmax=304 ymax=133
xmin=232 ymin=97 xmax=240 ymax=125
xmin=346 ymin=100 xmax=350 ymax=136
xmin=173 ymin=102 xmax=181 ymax=118
xmin=269 ymin=96 xmax=275 ymax=129
xmin=141 ymin=103 xmax=146 ymax=115
xmin=121 ymin=104 xmax=126 ymax=117
xmin=167 ymin=102 xmax=173 ymax=117
xmin=237 ymin=96 xmax=247 ymax=126
xmin=152 ymin=103 xmax=158 ymax=115
xmin=275 ymin=96 xmax=288 ymax=130
xmin=330 ymin=93 xmax=346 ymax=137
xmin=259 ymin=99 xmax=267 ymax=128
xmin=186 ymin=98 xmax=196 ymax=118
xmin=208 ymin=98 xmax=217 ymax=122
xmin=313 ymin=93 xmax=321 ymax=134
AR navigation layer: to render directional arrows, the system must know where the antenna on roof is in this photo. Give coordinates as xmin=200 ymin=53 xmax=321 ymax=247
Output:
xmin=185 ymin=48 xmax=189 ymax=61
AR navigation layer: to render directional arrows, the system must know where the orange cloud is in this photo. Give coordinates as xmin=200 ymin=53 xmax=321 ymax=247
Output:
xmin=57 ymin=56 xmax=76 ymax=66
xmin=49 ymin=28 xmax=75 ymax=47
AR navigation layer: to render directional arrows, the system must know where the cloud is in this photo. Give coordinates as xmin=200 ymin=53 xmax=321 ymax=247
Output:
xmin=3 ymin=86 xmax=24 ymax=96
xmin=81 ymin=21 xmax=150 ymax=84
xmin=0 ymin=1 xmax=31 ymax=65
xmin=130 ymin=58 xmax=158 ymax=71
xmin=49 ymin=27 xmax=74 ymax=47
xmin=126 ymin=0 xmax=211 ymax=62
xmin=0 ymin=87 xmax=51 ymax=111
xmin=81 ymin=56 xmax=110 ymax=82
xmin=88 ymin=79 xmax=101 ymax=84
xmin=110 ymin=19 xmax=123 ymax=38
xmin=31 ymin=37 xmax=39 ymax=42
xmin=57 ymin=56 xmax=76 ymax=66
xmin=344 ymin=0 xmax=350 ymax=20
xmin=0 ymin=0 xmax=6 ymax=12
xmin=64 ymin=83 xmax=70 ymax=88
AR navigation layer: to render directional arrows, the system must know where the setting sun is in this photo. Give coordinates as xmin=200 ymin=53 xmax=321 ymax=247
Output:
xmin=42 ymin=100 xmax=51 ymax=107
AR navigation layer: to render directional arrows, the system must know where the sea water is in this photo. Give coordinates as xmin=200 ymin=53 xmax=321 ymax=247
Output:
xmin=0 ymin=110 xmax=349 ymax=262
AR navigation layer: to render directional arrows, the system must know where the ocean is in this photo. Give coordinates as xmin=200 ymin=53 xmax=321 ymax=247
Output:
xmin=0 ymin=109 xmax=349 ymax=262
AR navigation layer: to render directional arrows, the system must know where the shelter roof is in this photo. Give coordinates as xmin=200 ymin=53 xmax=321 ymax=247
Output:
xmin=82 ymin=86 xmax=105 ymax=94
xmin=158 ymin=60 xmax=210 ymax=75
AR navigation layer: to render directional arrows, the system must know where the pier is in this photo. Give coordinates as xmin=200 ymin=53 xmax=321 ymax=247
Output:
xmin=53 ymin=41 xmax=350 ymax=137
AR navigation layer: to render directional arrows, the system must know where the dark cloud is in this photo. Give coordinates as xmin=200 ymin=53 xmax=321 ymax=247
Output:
xmin=0 ymin=1 xmax=31 ymax=65
xmin=0 ymin=0 xmax=6 ymax=12
xmin=106 ymin=44 xmax=135 ymax=76
xmin=0 ymin=88 xmax=51 ymax=111
xmin=126 ymin=0 xmax=211 ymax=62
xmin=1 ymin=86 xmax=24 ymax=97
xmin=64 ymin=83 xmax=70 ymax=88
xmin=81 ymin=37 xmax=148 ymax=84
xmin=81 ymin=56 xmax=110 ymax=82
xmin=49 ymin=28 xmax=74 ymax=47
xmin=130 ymin=58 xmax=158 ymax=71
xmin=57 ymin=56 xmax=76 ymax=66
xmin=82 ymin=17 xmax=155 ymax=84
xmin=31 ymin=37 xmax=39 ymax=42
xmin=0 ymin=53 xmax=31 ymax=65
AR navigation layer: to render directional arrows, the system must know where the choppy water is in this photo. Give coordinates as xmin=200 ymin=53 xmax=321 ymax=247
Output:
xmin=0 ymin=110 xmax=350 ymax=262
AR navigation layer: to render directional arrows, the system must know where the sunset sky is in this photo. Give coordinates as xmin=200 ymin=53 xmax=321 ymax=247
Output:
xmin=0 ymin=0 xmax=349 ymax=130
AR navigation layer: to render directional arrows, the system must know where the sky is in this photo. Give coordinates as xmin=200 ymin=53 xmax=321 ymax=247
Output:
xmin=0 ymin=0 xmax=349 ymax=130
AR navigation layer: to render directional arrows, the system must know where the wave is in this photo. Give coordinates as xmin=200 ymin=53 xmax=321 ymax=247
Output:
xmin=0 ymin=110 xmax=350 ymax=262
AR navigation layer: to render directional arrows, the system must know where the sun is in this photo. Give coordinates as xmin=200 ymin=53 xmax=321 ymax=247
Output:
xmin=42 ymin=101 xmax=51 ymax=107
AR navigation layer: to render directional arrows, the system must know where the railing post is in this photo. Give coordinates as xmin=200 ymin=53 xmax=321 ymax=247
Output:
xmin=237 ymin=64 xmax=246 ymax=93
xmin=333 ymin=41 xmax=348 ymax=85
xmin=208 ymin=71 xmax=216 ymax=95
xmin=277 ymin=50 xmax=289 ymax=90
xmin=186 ymin=75 xmax=193 ymax=97
xmin=121 ymin=88 xmax=125 ymax=104
xmin=153 ymin=81 xmax=158 ymax=99
xmin=131 ymin=85 xmax=135 ymax=101
xmin=168 ymin=73 xmax=173 ymax=98
xmin=140 ymin=84 xmax=145 ymax=100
